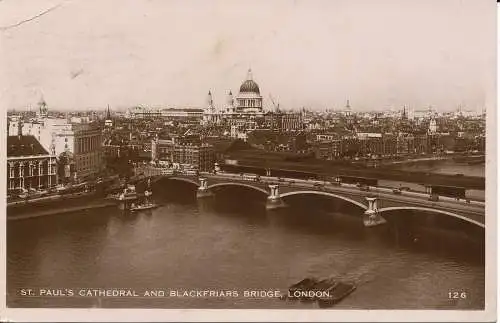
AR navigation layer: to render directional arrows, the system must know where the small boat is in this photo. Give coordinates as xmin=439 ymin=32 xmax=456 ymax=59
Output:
xmin=317 ymin=281 xmax=357 ymax=308
xmin=18 ymin=193 xmax=28 ymax=199
xmin=300 ymin=278 xmax=338 ymax=302
xmin=311 ymin=278 xmax=338 ymax=298
xmin=130 ymin=203 xmax=158 ymax=212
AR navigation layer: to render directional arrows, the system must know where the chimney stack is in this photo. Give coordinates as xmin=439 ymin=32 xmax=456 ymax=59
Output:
xmin=17 ymin=119 xmax=23 ymax=139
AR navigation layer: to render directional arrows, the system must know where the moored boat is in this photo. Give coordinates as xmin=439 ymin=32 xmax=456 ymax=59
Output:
xmin=310 ymin=278 xmax=338 ymax=300
xmin=285 ymin=277 xmax=319 ymax=301
xmin=298 ymin=277 xmax=338 ymax=302
xmin=130 ymin=202 xmax=158 ymax=212
xmin=116 ymin=185 xmax=138 ymax=201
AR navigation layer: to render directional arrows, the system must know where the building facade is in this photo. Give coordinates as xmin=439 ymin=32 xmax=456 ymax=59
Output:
xmin=280 ymin=113 xmax=303 ymax=131
xmin=72 ymin=124 xmax=104 ymax=180
xmin=7 ymin=135 xmax=57 ymax=192
xmin=161 ymin=108 xmax=204 ymax=119
xmin=125 ymin=106 xmax=162 ymax=119
xmin=172 ymin=143 xmax=215 ymax=171
xmin=8 ymin=103 xmax=104 ymax=181
xmin=151 ymin=135 xmax=215 ymax=171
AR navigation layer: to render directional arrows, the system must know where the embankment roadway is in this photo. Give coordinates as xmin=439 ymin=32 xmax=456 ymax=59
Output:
xmin=7 ymin=200 xmax=117 ymax=221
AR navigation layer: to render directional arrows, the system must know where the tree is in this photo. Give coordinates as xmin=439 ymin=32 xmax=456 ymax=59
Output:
xmin=57 ymin=151 xmax=73 ymax=184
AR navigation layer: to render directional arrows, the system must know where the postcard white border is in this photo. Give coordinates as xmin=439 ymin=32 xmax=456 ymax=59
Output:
xmin=0 ymin=1 xmax=497 ymax=322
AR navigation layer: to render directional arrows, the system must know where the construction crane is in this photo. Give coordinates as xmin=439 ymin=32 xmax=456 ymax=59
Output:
xmin=268 ymin=94 xmax=280 ymax=113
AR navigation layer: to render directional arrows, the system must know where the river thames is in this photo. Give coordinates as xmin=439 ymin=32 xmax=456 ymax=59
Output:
xmin=7 ymin=162 xmax=485 ymax=309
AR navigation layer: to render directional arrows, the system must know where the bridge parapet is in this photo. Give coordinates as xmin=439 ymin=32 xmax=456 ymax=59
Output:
xmin=150 ymin=173 xmax=485 ymax=228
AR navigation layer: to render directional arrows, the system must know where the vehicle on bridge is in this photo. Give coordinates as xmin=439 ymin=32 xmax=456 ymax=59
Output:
xmin=185 ymin=170 xmax=199 ymax=176
xmin=357 ymin=183 xmax=370 ymax=191
xmin=425 ymin=184 xmax=466 ymax=200
xmin=313 ymin=182 xmax=326 ymax=190
xmin=339 ymin=176 xmax=378 ymax=187
xmin=392 ymin=188 xmax=402 ymax=195
xmin=241 ymin=173 xmax=260 ymax=182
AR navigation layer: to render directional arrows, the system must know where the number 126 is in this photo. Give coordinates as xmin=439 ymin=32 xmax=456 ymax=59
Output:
xmin=448 ymin=291 xmax=467 ymax=299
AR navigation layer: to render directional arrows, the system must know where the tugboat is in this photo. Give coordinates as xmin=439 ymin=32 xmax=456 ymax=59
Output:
xmin=118 ymin=184 xmax=138 ymax=201
xmin=113 ymin=184 xmax=139 ymax=210
xmin=130 ymin=179 xmax=158 ymax=212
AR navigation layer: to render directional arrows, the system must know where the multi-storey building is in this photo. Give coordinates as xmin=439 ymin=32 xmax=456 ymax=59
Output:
xmin=7 ymin=135 xmax=57 ymax=192
xmin=8 ymin=103 xmax=103 ymax=181
xmin=314 ymin=140 xmax=342 ymax=160
xmin=51 ymin=123 xmax=103 ymax=181
xmin=151 ymin=135 xmax=214 ymax=170
xmin=160 ymin=108 xmax=204 ymax=119
xmin=8 ymin=116 xmax=68 ymax=153
xmin=125 ymin=106 xmax=162 ymax=119
xmin=359 ymin=137 xmax=384 ymax=156
xmin=281 ymin=113 xmax=303 ymax=131
xmin=172 ymin=143 xmax=215 ymax=171
xmin=382 ymin=135 xmax=398 ymax=156
xmin=151 ymin=137 xmax=175 ymax=162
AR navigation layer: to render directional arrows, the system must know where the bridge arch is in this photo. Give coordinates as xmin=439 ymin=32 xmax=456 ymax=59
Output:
xmin=152 ymin=176 xmax=200 ymax=187
xmin=280 ymin=191 xmax=368 ymax=210
xmin=208 ymin=183 xmax=269 ymax=195
xmin=378 ymin=206 xmax=485 ymax=228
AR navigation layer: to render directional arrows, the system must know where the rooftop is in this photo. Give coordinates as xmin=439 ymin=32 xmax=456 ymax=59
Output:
xmin=7 ymin=135 xmax=49 ymax=157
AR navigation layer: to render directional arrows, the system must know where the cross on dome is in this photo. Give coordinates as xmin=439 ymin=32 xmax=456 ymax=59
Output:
xmin=247 ymin=68 xmax=253 ymax=81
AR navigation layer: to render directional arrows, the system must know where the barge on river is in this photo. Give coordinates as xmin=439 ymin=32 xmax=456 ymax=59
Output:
xmin=283 ymin=277 xmax=356 ymax=308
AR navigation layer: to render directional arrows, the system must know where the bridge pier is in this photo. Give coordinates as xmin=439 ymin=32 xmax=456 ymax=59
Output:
xmin=196 ymin=178 xmax=213 ymax=198
xmin=363 ymin=197 xmax=386 ymax=227
xmin=266 ymin=184 xmax=287 ymax=210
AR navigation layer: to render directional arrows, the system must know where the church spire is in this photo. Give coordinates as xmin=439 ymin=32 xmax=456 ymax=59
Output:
xmin=207 ymin=90 xmax=214 ymax=107
xmin=106 ymin=105 xmax=111 ymax=119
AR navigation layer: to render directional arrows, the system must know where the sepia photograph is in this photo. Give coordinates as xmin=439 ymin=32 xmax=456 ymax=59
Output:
xmin=0 ymin=0 xmax=496 ymax=321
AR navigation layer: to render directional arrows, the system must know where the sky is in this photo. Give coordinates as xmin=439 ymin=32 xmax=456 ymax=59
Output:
xmin=0 ymin=0 xmax=496 ymax=112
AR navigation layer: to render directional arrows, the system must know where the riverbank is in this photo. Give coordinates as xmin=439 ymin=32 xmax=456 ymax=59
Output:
xmin=7 ymin=200 xmax=117 ymax=221
xmin=383 ymin=154 xmax=485 ymax=166
xmin=224 ymin=149 xmax=485 ymax=189
xmin=383 ymin=156 xmax=448 ymax=165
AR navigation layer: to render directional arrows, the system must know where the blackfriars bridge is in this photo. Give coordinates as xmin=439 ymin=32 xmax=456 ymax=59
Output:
xmin=144 ymin=173 xmax=485 ymax=228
